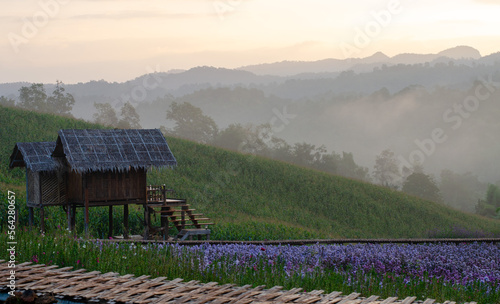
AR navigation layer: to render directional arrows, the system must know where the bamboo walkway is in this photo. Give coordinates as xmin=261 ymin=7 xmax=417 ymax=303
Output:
xmin=0 ymin=261 xmax=475 ymax=304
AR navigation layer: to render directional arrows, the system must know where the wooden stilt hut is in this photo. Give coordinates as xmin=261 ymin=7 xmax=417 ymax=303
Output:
xmin=9 ymin=129 xmax=177 ymax=237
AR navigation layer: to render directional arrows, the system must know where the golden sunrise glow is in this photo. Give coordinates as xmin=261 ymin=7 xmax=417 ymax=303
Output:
xmin=1 ymin=0 xmax=500 ymax=82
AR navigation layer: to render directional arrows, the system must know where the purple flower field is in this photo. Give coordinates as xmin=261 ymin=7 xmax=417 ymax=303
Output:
xmin=174 ymin=242 xmax=500 ymax=288
xmin=11 ymin=230 xmax=500 ymax=303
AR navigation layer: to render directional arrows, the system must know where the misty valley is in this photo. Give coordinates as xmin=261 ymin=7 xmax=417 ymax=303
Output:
xmin=1 ymin=46 xmax=500 ymax=217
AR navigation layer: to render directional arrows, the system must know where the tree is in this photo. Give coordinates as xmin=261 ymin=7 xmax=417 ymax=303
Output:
xmin=117 ymin=102 xmax=141 ymax=129
xmin=18 ymin=82 xmax=75 ymax=115
xmin=93 ymin=103 xmax=119 ymax=127
xmin=403 ymin=172 xmax=442 ymax=203
xmin=0 ymin=96 xmax=15 ymax=107
xmin=46 ymin=80 xmax=75 ymax=116
xmin=338 ymin=152 xmax=370 ymax=182
xmin=166 ymin=102 xmax=218 ymax=143
xmin=485 ymin=184 xmax=500 ymax=208
xmin=318 ymin=152 xmax=340 ymax=175
xmin=291 ymin=142 xmax=326 ymax=168
xmin=476 ymin=184 xmax=500 ymax=218
xmin=373 ymin=149 xmax=401 ymax=188
xmin=440 ymin=169 xmax=485 ymax=212
xmin=213 ymin=123 xmax=247 ymax=151
xmin=19 ymin=83 xmax=47 ymax=111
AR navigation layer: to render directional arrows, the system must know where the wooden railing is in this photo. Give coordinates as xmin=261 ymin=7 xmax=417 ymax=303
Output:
xmin=146 ymin=184 xmax=175 ymax=203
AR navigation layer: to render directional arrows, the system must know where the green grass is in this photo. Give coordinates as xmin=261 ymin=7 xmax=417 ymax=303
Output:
xmin=1 ymin=105 xmax=499 ymax=239
xmin=1 ymin=230 xmax=498 ymax=304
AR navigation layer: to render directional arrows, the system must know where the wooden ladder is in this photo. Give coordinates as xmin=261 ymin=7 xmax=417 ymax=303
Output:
xmin=145 ymin=185 xmax=213 ymax=240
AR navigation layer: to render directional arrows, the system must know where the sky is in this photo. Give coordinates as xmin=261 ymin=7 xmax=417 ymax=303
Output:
xmin=1 ymin=0 xmax=500 ymax=83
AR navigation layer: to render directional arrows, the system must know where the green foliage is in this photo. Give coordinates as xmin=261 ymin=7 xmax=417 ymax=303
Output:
xmin=373 ymin=149 xmax=401 ymax=189
xmin=213 ymin=123 xmax=248 ymax=151
xmin=166 ymin=101 xmax=218 ymax=144
xmin=476 ymin=184 xmax=500 ymax=218
xmin=403 ymin=172 xmax=442 ymax=203
xmin=486 ymin=184 xmax=500 ymax=208
xmin=117 ymin=102 xmax=142 ymax=129
xmin=440 ymin=170 xmax=485 ymax=213
xmin=0 ymin=105 xmax=105 ymax=185
xmin=0 ymin=96 xmax=15 ymax=107
xmin=46 ymin=81 xmax=75 ymax=116
xmin=147 ymin=136 xmax=500 ymax=239
xmin=18 ymin=82 xmax=75 ymax=115
xmin=1 ymin=105 xmax=499 ymax=240
xmin=210 ymin=222 xmax=323 ymax=241
xmin=1 ymin=230 xmax=499 ymax=304
xmin=93 ymin=102 xmax=142 ymax=129
xmin=18 ymin=83 xmax=47 ymax=111
xmin=93 ymin=102 xmax=119 ymax=127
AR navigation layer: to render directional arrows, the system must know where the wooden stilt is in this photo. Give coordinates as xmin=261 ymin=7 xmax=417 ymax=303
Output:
xmin=123 ymin=204 xmax=129 ymax=239
xmin=71 ymin=204 xmax=76 ymax=234
xmin=161 ymin=206 xmax=169 ymax=240
xmin=181 ymin=205 xmax=187 ymax=230
xmin=40 ymin=206 xmax=45 ymax=233
xmin=26 ymin=169 xmax=31 ymax=230
xmin=143 ymin=205 xmax=149 ymax=240
xmin=28 ymin=207 xmax=34 ymax=229
xmin=66 ymin=204 xmax=71 ymax=231
xmin=108 ymin=205 xmax=113 ymax=239
xmin=84 ymin=189 xmax=89 ymax=238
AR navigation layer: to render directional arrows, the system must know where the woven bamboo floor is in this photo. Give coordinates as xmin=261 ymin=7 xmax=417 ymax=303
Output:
xmin=0 ymin=261 xmax=475 ymax=304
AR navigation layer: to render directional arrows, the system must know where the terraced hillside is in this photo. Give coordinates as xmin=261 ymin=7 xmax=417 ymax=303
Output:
xmin=1 ymin=105 xmax=499 ymax=239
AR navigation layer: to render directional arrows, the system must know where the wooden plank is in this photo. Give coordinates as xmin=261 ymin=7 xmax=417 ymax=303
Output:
xmin=422 ymin=299 xmax=435 ymax=304
xmin=400 ymin=296 xmax=417 ymax=304
xmin=337 ymin=293 xmax=361 ymax=304
xmin=379 ymin=297 xmax=398 ymax=304
xmin=360 ymin=295 xmax=380 ymax=304
xmin=0 ymin=262 xmax=465 ymax=304
xmin=317 ymin=291 xmax=343 ymax=304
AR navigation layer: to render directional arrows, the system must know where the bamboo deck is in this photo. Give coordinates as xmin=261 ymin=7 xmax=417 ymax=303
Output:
xmin=0 ymin=261 xmax=475 ymax=304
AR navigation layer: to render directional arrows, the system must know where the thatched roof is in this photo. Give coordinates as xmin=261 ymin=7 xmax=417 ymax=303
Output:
xmin=53 ymin=129 xmax=177 ymax=173
xmin=9 ymin=142 xmax=57 ymax=172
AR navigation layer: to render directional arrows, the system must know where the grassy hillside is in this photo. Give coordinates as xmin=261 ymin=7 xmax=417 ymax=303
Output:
xmin=1 ymin=105 xmax=499 ymax=239
xmin=0 ymin=106 xmax=104 ymax=185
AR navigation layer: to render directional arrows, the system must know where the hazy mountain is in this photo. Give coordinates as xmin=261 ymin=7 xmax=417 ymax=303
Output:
xmin=1 ymin=46 xmax=499 ymax=186
xmin=437 ymin=45 xmax=481 ymax=59
xmin=238 ymin=46 xmax=482 ymax=76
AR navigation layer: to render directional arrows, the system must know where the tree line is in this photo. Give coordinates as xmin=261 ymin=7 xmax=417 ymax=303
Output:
xmin=0 ymin=81 xmax=75 ymax=116
xmin=2 ymin=85 xmax=498 ymax=219
xmin=160 ymin=101 xmax=500 ymax=218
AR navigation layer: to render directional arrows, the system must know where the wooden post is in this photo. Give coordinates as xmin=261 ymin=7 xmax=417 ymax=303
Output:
xmin=124 ymin=204 xmax=129 ymax=239
xmin=26 ymin=169 xmax=32 ymax=229
xmin=181 ymin=205 xmax=187 ymax=231
xmin=162 ymin=184 xmax=166 ymax=202
xmin=161 ymin=206 xmax=169 ymax=240
xmin=108 ymin=206 xmax=113 ymax=239
xmin=143 ymin=204 xmax=149 ymax=240
xmin=38 ymin=170 xmax=44 ymax=233
xmin=66 ymin=204 xmax=71 ymax=231
xmin=71 ymin=204 xmax=76 ymax=234
xmin=84 ymin=175 xmax=89 ymax=238
xmin=28 ymin=207 xmax=34 ymax=229
xmin=40 ymin=206 xmax=45 ymax=233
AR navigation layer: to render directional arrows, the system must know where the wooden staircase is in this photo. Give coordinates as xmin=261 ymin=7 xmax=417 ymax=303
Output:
xmin=145 ymin=185 xmax=213 ymax=240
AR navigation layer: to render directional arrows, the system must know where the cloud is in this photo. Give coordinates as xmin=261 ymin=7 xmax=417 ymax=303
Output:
xmin=69 ymin=10 xmax=202 ymax=20
xmin=473 ymin=0 xmax=500 ymax=4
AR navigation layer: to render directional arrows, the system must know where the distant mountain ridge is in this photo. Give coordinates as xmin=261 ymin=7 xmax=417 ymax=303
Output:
xmin=238 ymin=46 xmax=484 ymax=76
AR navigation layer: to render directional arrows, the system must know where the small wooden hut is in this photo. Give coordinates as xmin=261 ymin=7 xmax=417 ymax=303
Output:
xmin=9 ymin=129 xmax=177 ymax=237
